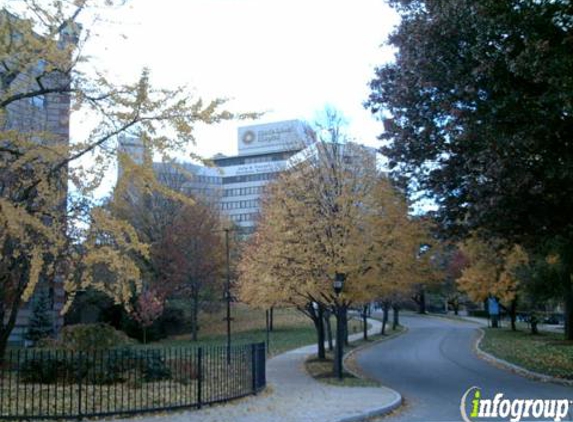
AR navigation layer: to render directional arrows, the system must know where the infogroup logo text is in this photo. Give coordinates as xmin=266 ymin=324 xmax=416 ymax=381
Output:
xmin=460 ymin=386 xmax=571 ymax=422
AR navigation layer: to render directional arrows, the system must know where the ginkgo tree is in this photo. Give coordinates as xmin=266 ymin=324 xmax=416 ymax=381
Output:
xmin=0 ymin=0 xmax=254 ymax=356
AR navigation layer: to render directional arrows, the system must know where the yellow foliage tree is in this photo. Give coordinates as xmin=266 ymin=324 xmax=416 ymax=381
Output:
xmin=238 ymin=135 xmax=436 ymax=354
xmin=0 ymin=1 xmax=255 ymax=355
xmin=457 ymin=235 xmax=528 ymax=330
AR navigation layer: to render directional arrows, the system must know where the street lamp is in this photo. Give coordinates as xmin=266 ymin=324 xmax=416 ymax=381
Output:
xmin=333 ymin=272 xmax=345 ymax=296
xmin=333 ymin=272 xmax=346 ymax=380
xmin=224 ymin=228 xmax=232 ymax=364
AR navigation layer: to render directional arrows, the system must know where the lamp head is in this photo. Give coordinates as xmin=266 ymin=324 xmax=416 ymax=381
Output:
xmin=333 ymin=272 xmax=346 ymax=295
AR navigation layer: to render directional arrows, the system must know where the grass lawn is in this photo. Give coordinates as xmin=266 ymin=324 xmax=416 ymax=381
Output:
xmin=480 ymin=327 xmax=573 ymax=380
xmin=148 ymin=305 xmax=367 ymax=357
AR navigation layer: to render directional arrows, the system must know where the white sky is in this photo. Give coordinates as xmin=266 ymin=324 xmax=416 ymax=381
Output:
xmin=81 ymin=0 xmax=399 ymax=159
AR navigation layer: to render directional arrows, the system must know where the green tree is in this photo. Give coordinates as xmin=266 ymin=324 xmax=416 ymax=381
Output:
xmin=367 ymin=0 xmax=573 ymax=338
xmin=25 ymin=289 xmax=54 ymax=344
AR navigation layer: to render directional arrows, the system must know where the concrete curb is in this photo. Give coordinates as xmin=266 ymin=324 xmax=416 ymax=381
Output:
xmin=336 ymin=393 xmax=403 ymax=422
xmin=425 ymin=312 xmax=483 ymax=325
xmin=343 ymin=325 xmax=408 ymax=380
xmin=333 ymin=323 xmax=406 ymax=422
xmin=474 ymin=328 xmax=573 ymax=387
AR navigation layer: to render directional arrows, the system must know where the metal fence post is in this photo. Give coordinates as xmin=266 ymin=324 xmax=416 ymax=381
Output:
xmin=197 ymin=347 xmax=203 ymax=409
xmin=76 ymin=351 xmax=82 ymax=420
xmin=3 ymin=342 xmax=269 ymax=419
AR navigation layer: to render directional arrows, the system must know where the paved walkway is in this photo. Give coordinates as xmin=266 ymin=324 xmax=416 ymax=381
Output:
xmin=132 ymin=318 xmax=400 ymax=422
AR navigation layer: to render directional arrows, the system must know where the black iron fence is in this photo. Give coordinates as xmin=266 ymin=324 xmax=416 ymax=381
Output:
xmin=0 ymin=342 xmax=266 ymax=420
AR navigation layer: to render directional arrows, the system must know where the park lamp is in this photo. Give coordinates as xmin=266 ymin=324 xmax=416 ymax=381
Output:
xmin=333 ymin=272 xmax=346 ymax=296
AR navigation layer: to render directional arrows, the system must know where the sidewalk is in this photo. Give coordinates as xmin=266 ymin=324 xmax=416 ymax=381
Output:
xmin=132 ymin=318 xmax=401 ymax=422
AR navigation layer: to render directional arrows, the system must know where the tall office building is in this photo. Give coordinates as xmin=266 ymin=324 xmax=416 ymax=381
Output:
xmin=118 ymin=120 xmax=310 ymax=233
xmin=117 ymin=120 xmax=376 ymax=234
xmin=213 ymin=120 xmax=309 ymax=232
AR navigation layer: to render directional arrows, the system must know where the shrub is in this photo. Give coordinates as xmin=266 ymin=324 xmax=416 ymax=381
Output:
xmin=58 ymin=323 xmax=134 ymax=351
xmin=20 ymin=354 xmax=65 ymax=383
xmin=157 ymin=306 xmax=186 ymax=337
xmin=19 ymin=348 xmax=173 ymax=385
xmin=141 ymin=350 xmax=171 ymax=381
xmin=468 ymin=309 xmax=489 ymax=318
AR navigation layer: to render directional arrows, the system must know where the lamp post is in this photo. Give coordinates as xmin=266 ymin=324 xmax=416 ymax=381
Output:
xmin=333 ymin=272 xmax=346 ymax=380
xmin=224 ymin=228 xmax=232 ymax=364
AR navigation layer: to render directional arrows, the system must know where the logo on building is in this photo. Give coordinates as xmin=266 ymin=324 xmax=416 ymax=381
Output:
xmin=242 ymin=130 xmax=256 ymax=144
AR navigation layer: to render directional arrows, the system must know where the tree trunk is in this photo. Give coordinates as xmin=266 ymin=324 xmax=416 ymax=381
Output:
xmin=269 ymin=306 xmax=274 ymax=332
xmin=0 ymin=288 xmax=25 ymax=360
xmin=265 ymin=309 xmax=270 ymax=352
xmin=0 ymin=333 xmax=8 ymax=365
xmin=530 ymin=312 xmax=539 ymax=335
xmin=417 ymin=289 xmax=426 ymax=314
xmin=308 ymin=304 xmax=326 ymax=359
xmin=324 ymin=311 xmax=333 ymax=351
xmin=509 ymin=299 xmax=517 ymax=332
xmin=191 ymin=293 xmax=199 ymax=341
xmin=564 ymin=278 xmax=573 ymax=340
xmin=392 ymin=305 xmax=400 ymax=330
xmin=143 ymin=327 xmax=147 ymax=344
xmin=381 ymin=303 xmax=389 ymax=335
xmin=362 ymin=305 xmax=368 ymax=341
xmin=453 ymin=301 xmax=459 ymax=316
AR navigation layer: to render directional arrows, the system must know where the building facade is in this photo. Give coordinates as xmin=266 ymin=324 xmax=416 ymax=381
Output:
xmin=118 ymin=120 xmax=310 ymax=233
xmin=1 ymin=12 xmax=73 ymax=344
xmin=118 ymin=120 xmax=377 ymax=234
xmin=213 ymin=120 xmax=308 ymax=232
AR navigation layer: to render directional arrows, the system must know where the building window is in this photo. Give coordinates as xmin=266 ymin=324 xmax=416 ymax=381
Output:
xmin=30 ymin=95 xmax=45 ymax=108
xmin=222 ymin=172 xmax=278 ymax=184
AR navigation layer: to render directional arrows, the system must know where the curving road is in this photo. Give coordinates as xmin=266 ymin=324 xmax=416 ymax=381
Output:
xmin=356 ymin=314 xmax=573 ymax=422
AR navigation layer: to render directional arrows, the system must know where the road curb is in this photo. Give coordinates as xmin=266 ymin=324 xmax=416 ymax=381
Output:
xmin=343 ymin=325 xmax=408 ymax=380
xmin=336 ymin=392 xmax=403 ymax=422
xmin=425 ymin=312 xmax=484 ymax=325
xmin=334 ymin=323 xmax=406 ymax=422
xmin=474 ymin=328 xmax=573 ymax=387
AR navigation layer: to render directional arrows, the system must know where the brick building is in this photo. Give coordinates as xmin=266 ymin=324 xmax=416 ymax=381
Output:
xmin=1 ymin=11 xmax=73 ymax=344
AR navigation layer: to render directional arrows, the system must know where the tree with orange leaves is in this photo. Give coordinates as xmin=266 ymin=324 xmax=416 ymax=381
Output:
xmin=153 ymin=202 xmax=225 ymax=341
xmin=456 ymin=235 xmax=528 ymax=330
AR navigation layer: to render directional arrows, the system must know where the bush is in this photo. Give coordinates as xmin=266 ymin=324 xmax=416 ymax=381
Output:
xmin=20 ymin=354 xmax=65 ymax=384
xmin=157 ymin=306 xmax=186 ymax=337
xmin=141 ymin=350 xmax=171 ymax=381
xmin=19 ymin=348 xmax=172 ymax=385
xmin=58 ymin=323 xmax=134 ymax=351
xmin=468 ymin=309 xmax=489 ymax=318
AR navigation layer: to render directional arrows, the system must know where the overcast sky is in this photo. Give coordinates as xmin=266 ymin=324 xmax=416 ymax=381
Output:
xmin=79 ymin=0 xmax=399 ymax=160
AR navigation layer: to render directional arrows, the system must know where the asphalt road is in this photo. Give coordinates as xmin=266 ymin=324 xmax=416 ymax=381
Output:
xmin=356 ymin=314 xmax=573 ymax=422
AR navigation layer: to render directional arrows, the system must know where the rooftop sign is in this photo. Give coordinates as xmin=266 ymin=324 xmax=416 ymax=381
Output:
xmin=237 ymin=120 xmax=308 ymax=155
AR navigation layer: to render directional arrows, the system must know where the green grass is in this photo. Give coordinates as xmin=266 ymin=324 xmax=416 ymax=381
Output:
xmin=145 ymin=305 xmax=367 ymax=357
xmin=480 ymin=327 xmax=573 ymax=379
